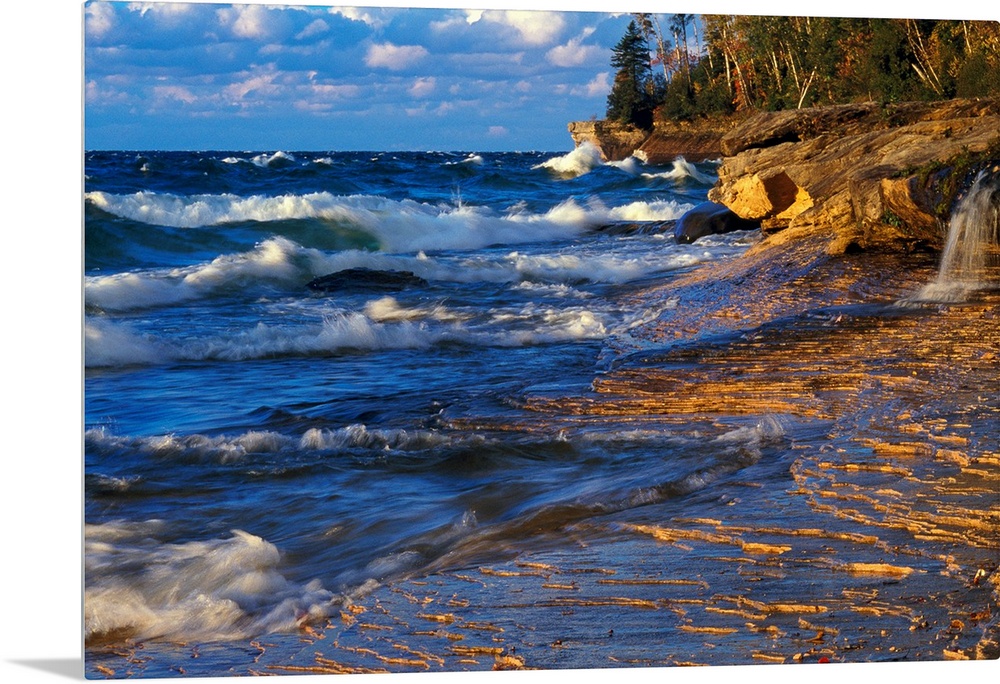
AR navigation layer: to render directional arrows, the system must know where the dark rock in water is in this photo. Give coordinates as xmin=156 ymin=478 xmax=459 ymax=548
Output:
xmin=674 ymin=201 xmax=760 ymax=244
xmin=307 ymin=268 xmax=428 ymax=293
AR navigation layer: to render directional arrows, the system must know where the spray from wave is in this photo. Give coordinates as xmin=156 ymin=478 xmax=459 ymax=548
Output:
xmin=85 ymin=521 xmax=340 ymax=644
xmin=534 ymin=142 xmax=606 ymax=177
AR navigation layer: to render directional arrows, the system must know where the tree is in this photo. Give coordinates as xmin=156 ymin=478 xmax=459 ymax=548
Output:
xmin=606 ymin=20 xmax=655 ymax=128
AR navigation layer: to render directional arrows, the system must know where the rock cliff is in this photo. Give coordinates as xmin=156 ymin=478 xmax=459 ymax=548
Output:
xmin=568 ymin=117 xmax=732 ymax=163
xmin=572 ymin=99 xmax=1000 ymax=255
xmin=708 ymin=98 xmax=1000 ymax=255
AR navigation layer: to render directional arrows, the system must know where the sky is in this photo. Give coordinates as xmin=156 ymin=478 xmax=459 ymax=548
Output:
xmin=85 ymin=2 xmax=640 ymax=151
xmin=83 ymin=2 xmax=997 ymax=152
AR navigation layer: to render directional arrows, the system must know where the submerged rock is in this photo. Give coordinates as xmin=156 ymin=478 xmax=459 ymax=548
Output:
xmin=674 ymin=201 xmax=760 ymax=244
xmin=307 ymin=268 xmax=428 ymax=293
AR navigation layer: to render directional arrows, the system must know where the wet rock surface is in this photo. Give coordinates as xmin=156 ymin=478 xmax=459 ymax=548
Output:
xmin=87 ymin=243 xmax=999 ymax=677
xmin=708 ymin=98 xmax=1000 ymax=252
xmin=674 ymin=201 xmax=761 ymax=244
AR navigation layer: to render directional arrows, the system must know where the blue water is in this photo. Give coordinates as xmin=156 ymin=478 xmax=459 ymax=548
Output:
xmin=83 ymin=146 xmax=761 ymax=646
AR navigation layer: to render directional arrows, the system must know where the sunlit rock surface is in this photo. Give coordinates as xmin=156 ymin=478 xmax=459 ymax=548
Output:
xmin=709 ymin=98 xmax=1000 ymax=253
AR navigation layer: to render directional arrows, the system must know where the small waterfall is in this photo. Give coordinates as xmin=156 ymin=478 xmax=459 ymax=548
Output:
xmin=915 ymin=169 xmax=1000 ymax=302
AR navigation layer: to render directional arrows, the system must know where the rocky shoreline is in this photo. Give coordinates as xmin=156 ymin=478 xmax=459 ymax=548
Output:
xmin=86 ymin=103 xmax=1000 ymax=678
xmin=571 ymin=98 xmax=1000 ymax=255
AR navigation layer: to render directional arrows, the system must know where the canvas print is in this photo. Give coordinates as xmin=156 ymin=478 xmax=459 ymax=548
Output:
xmin=84 ymin=1 xmax=1000 ymax=678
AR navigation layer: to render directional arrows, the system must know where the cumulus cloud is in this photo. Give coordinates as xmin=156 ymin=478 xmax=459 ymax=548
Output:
xmin=152 ymin=85 xmax=197 ymax=105
xmin=583 ymin=72 xmax=611 ymax=97
xmin=331 ymin=6 xmax=393 ymax=29
xmin=85 ymin=1 xmax=117 ymax=38
xmin=488 ymin=125 xmax=509 ymax=137
xmin=365 ymin=42 xmax=429 ymax=70
xmin=409 ymin=77 xmax=437 ymax=98
xmin=546 ymin=28 xmax=601 ymax=67
xmin=297 ymin=19 xmax=329 ymax=40
xmin=217 ymin=4 xmax=274 ymax=40
xmin=126 ymin=3 xmax=194 ymax=20
xmin=479 ymin=10 xmax=566 ymax=46
xmin=223 ymin=67 xmax=280 ymax=104
xmin=310 ymin=83 xmax=361 ymax=100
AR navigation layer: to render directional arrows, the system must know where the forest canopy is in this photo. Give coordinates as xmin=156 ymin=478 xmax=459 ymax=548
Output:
xmin=605 ymin=14 xmax=1000 ymax=127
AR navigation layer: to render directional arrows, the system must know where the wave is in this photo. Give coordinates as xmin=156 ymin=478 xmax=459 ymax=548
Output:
xmin=85 ymin=521 xmax=340 ymax=644
xmin=85 ymin=236 xmax=326 ymax=311
xmin=85 ymin=190 xmax=603 ymax=253
xmin=534 ymin=141 xmax=605 ymax=177
xmin=85 ymin=424 xmax=492 ymax=463
xmin=84 ymin=207 xmax=743 ymax=314
xmin=642 ymin=157 xmax=717 ymax=185
xmin=535 ymin=144 xmax=717 ymax=188
xmin=84 ymin=297 xmax=614 ymax=367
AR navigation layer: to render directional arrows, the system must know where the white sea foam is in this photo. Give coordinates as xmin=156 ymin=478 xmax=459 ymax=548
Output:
xmin=607 ymin=153 xmax=647 ymax=176
xmin=85 ymin=221 xmax=738 ymax=318
xmin=85 ymin=236 xmax=325 ymax=311
xmin=85 ymin=188 xmax=695 ymax=255
xmin=84 ymin=296 xmax=616 ymax=367
xmin=642 ymin=157 xmax=717 ymax=185
xmin=85 ymin=318 xmax=167 ymax=367
xmin=85 ymin=424 xmax=489 ymax=461
xmin=85 ymin=522 xmax=337 ymax=643
xmin=534 ymin=142 xmax=605 ymax=177
xmin=445 ymin=153 xmax=483 ymax=166
xmin=606 ymin=199 xmax=693 ymax=222
xmin=251 ymin=150 xmax=296 ymax=167
xmin=84 ymin=190 xmax=596 ymax=253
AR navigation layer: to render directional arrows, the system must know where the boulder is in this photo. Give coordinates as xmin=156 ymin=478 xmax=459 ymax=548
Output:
xmin=307 ymin=268 xmax=427 ymax=293
xmin=674 ymin=201 xmax=761 ymax=244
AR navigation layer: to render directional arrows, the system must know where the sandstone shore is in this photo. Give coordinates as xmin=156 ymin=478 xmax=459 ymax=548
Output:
xmin=86 ymin=104 xmax=1000 ymax=677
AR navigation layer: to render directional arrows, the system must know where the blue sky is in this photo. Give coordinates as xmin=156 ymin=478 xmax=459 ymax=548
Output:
xmin=82 ymin=1 xmax=988 ymax=152
xmin=85 ymin=2 xmax=640 ymax=151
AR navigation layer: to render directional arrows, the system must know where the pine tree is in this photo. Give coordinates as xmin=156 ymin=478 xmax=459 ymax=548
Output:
xmin=606 ymin=20 xmax=655 ymax=128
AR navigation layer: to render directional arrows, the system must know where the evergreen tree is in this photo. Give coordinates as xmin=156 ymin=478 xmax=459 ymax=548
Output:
xmin=606 ymin=20 xmax=655 ymax=128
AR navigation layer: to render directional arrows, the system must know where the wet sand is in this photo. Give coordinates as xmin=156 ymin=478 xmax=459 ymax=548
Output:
xmin=86 ymin=240 xmax=999 ymax=678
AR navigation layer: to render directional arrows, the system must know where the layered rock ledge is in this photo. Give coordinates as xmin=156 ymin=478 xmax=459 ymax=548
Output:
xmin=572 ymin=99 xmax=1000 ymax=256
xmin=568 ymin=117 xmax=733 ymax=163
xmin=709 ymin=98 xmax=1000 ymax=255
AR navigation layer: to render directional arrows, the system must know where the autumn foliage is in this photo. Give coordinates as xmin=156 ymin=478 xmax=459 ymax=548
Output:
xmin=606 ymin=14 xmax=1000 ymax=126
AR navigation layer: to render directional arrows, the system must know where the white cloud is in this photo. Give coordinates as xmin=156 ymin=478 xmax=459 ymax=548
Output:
xmin=430 ymin=8 xmax=485 ymax=33
xmin=479 ymin=10 xmax=566 ymax=46
xmin=85 ymin=2 xmax=117 ymax=38
xmin=331 ymin=7 xmax=392 ymax=30
xmin=546 ymin=28 xmax=601 ymax=67
xmin=151 ymin=85 xmax=198 ymax=106
xmin=223 ymin=68 xmax=280 ymax=104
xmin=488 ymin=125 xmax=509 ymax=137
xmin=310 ymin=84 xmax=361 ymax=100
xmin=583 ymin=72 xmax=611 ymax=97
xmin=217 ymin=4 xmax=272 ymax=40
xmin=365 ymin=42 xmax=429 ymax=70
xmin=297 ymin=19 xmax=329 ymax=40
xmin=126 ymin=3 xmax=193 ymax=19
xmin=86 ymin=78 xmax=131 ymax=106
xmin=409 ymin=77 xmax=436 ymax=98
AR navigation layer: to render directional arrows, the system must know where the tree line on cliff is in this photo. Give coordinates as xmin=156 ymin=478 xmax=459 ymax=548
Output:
xmin=606 ymin=14 xmax=1000 ymax=128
